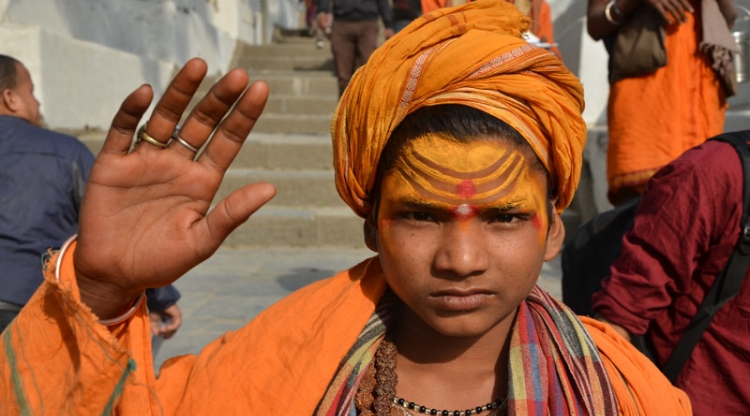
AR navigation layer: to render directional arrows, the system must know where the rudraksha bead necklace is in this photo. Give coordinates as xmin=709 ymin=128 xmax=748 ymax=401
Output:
xmin=354 ymin=338 xmax=507 ymax=416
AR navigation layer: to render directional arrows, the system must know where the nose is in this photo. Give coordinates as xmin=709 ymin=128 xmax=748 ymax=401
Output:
xmin=433 ymin=222 xmax=490 ymax=278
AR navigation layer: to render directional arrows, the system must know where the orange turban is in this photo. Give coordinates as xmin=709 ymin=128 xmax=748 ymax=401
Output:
xmin=332 ymin=0 xmax=586 ymax=217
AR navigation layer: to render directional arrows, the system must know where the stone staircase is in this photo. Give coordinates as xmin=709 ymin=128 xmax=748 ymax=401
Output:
xmin=79 ymin=33 xmax=368 ymax=249
xmin=222 ymin=35 xmax=367 ymax=247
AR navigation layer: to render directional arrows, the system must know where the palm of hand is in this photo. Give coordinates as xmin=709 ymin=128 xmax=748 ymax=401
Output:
xmin=78 ymin=149 xmax=221 ymax=290
xmin=73 ymin=58 xmax=276 ymax=315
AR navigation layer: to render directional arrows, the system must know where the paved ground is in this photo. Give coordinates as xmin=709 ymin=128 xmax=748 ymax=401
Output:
xmin=153 ymin=247 xmax=563 ymax=368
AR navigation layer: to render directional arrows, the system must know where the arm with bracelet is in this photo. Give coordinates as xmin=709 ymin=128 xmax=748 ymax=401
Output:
xmin=586 ymin=0 xmax=695 ymax=41
xmin=0 ymin=58 xmax=277 ymax=415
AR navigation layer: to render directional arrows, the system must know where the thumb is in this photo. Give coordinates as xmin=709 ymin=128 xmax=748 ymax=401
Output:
xmin=203 ymin=182 xmax=277 ymax=247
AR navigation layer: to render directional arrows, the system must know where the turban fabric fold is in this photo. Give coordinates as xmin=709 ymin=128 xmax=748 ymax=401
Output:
xmin=332 ymin=0 xmax=586 ymax=217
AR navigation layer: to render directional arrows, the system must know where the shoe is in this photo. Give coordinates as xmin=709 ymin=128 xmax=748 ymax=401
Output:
xmin=316 ymin=40 xmax=325 ymax=49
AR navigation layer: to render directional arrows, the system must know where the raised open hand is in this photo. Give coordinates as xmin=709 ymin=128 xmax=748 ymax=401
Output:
xmin=74 ymin=58 xmax=277 ymax=318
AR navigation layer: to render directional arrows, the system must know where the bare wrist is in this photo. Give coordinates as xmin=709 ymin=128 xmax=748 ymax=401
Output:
xmin=59 ymin=235 xmax=142 ymax=321
xmin=76 ymin=274 xmax=143 ymax=322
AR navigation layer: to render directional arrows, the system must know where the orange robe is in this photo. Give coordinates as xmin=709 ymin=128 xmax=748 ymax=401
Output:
xmin=0 ymin=244 xmax=691 ymax=415
xmin=606 ymin=2 xmax=727 ymax=205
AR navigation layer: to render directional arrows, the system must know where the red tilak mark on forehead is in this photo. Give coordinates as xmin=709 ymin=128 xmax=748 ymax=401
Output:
xmin=531 ymin=213 xmax=542 ymax=232
xmin=451 ymin=203 xmax=478 ymax=221
xmin=456 ymin=180 xmax=477 ymax=199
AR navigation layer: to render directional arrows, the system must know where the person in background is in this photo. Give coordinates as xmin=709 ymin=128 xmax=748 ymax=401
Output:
xmin=0 ymin=54 xmax=94 ymax=333
xmin=392 ymin=0 xmax=422 ymax=33
xmin=318 ymin=0 xmax=394 ymax=95
xmin=147 ymin=286 xmax=183 ymax=355
xmin=592 ymin=134 xmax=750 ymax=415
xmin=305 ymin=0 xmax=329 ymax=48
xmin=586 ymin=0 xmax=737 ymax=205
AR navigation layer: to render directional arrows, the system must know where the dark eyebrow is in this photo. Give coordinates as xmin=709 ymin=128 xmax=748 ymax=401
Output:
xmin=488 ymin=201 xmax=523 ymax=211
xmin=397 ymin=197 xmax=442 ymax=211
xmin=397 ymin=196 xmax=525 ymax=212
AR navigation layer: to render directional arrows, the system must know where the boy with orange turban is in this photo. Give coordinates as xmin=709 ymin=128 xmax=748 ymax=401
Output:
xmin=1 ymin=1 xmax=689 ymax=414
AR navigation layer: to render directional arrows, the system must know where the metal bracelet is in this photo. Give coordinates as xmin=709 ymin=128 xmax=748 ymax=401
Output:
xmin=611 ymin=0 xmax=626 ymax=19
xmin=55 ymin=234 xmax=145 ymax=326
xmin=604 ymin=0 xmax=624 ymax=25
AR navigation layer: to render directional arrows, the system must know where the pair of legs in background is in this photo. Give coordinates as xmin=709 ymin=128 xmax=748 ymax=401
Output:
xmin=330 ymin=19 xmax=379 ymax=96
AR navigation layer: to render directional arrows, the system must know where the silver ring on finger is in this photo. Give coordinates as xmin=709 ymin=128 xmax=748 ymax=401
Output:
xmin=169 ymin=126 xmax=200 ymax=153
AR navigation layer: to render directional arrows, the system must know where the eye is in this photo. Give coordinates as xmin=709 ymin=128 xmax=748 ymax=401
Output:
xmin=403 ymin=212 xmax=437 ymax=222
xmin=490 ymin=213 xmax=519 ymax=223
xmin=486 ymin=211 xmax=531 ymax=225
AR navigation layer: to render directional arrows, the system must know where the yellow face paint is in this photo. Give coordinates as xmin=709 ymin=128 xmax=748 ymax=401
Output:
xmin=372 ymin=134 xmax=561 ymax=343
xmin=379 ymin=134 xmax=549 ymax=244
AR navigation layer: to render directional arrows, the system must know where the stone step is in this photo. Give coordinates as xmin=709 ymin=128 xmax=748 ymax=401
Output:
xmin=239 ymin=55 xmax=334 ymax=72
xmin=235 ymin=34 xmax=333 ymax=73
xmin=256 ymin=71 xmax=338 ymax=97
xmin=216 ymin=169 xmax=343 ymax=207
xmin=253 ymin=113 xmax=332 ymax=134
xmin=264 ymin=95 xmax=338 ymax=116
xmin=77 ymin=132 xmax=335 ymax=171
xmin=234 ymin=133 xmax=333 ymax=170
xmin=223 ymin=206 xmax=366 ymax=247
xmin=237 ymin=43 xmax=332 ymax=59
xmin=273 ymin=28 xmax=320 ymax=44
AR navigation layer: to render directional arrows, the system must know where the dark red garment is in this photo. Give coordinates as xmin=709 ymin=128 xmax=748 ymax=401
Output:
xmin=592 ymin=139 xmax=750 ymax=416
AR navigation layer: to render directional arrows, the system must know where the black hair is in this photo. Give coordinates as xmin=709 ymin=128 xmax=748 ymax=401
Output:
xmin=0 ymin=55 xmax=20 ymax=93
xmin=370 ymin=104 xmax=554 ymax=224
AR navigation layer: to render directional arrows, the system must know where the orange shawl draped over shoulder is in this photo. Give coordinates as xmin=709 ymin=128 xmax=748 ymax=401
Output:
xmin=1 ymin=244 xmax=691 ymax=415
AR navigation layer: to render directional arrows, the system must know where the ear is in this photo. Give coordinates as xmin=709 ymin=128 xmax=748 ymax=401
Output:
xmin=364 ymin=216 xmax=379 ymax=253
xmin=543 ymin=209 xmax=565 ymax=261
xmin=1 ymin=88 xmax=16 ymax=112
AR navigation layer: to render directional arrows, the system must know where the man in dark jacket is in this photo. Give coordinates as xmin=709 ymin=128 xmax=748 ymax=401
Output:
xmin=318 ymin=0 xmax=394 ymax=95
xmin=0 ymin=54 xmax=94 ymax=332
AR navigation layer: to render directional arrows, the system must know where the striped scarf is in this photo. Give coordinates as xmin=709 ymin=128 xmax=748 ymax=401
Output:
xmin=315 ymin=287 xmax=618 ymax=416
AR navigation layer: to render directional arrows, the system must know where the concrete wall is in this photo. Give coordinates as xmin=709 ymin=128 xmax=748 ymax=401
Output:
xmin=725 ymin=1 xmax=750 ymax=132
xmin=0 ymin=0 xmax=269 ymax=130
xmin=551 ymin=0 xmax=609 ymax=127
xmin=550 ymin=0 xmax=613 ymax=214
